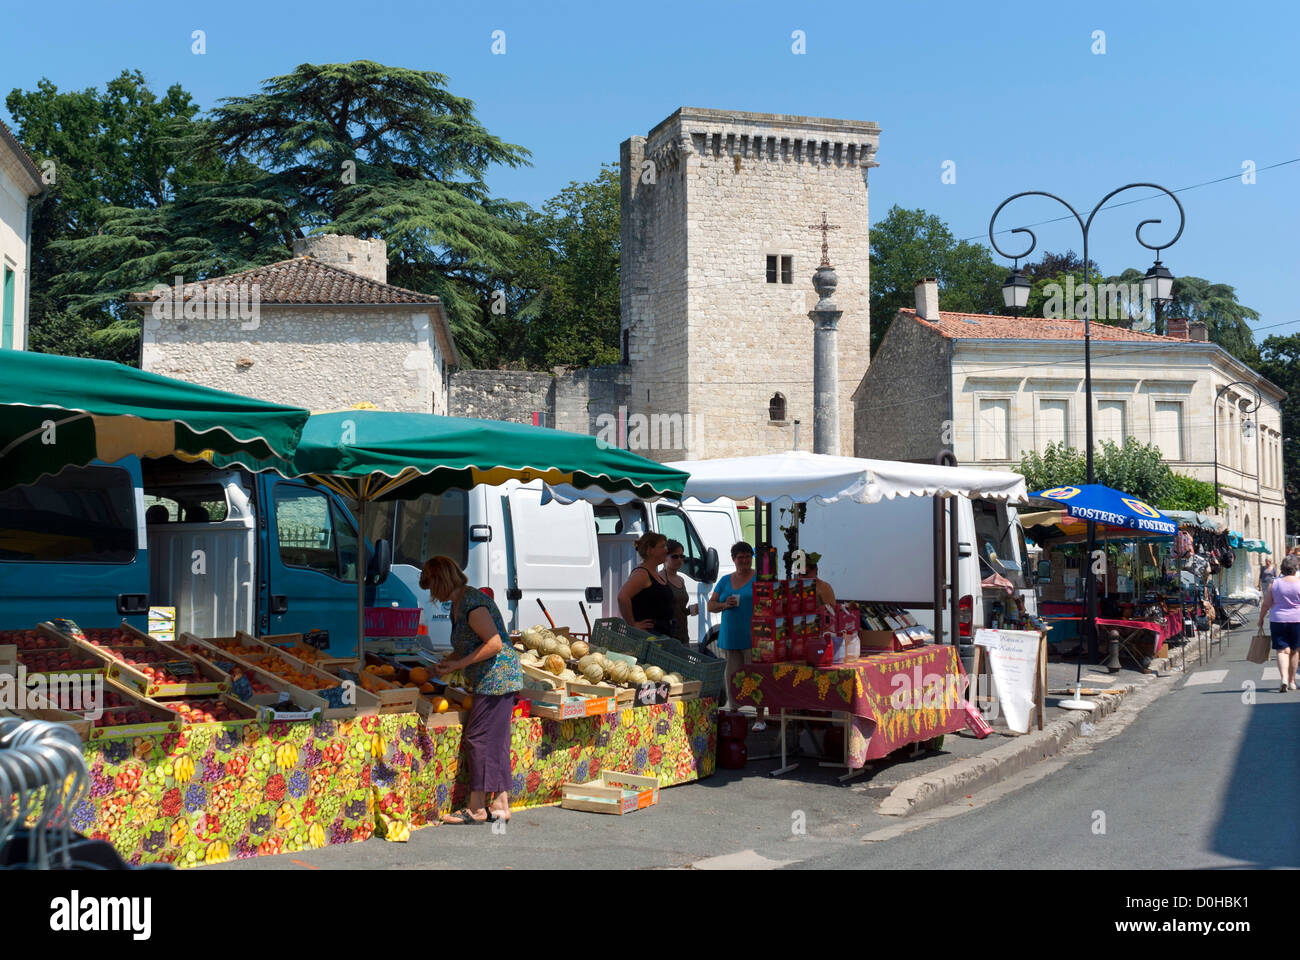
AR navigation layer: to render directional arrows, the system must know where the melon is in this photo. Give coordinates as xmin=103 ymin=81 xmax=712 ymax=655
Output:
xmin=608 ymin=661 xmax=631 ymax=684
xmin=582 ymin=662 xmax=605 ymax=683
xmin=513 ymin=642 xmax=526 ymax=652
xmin=522 ymin=626 xmax=544 ymax=649
xmin=556 ymin=643 xmax=573 ymax=662
xmin=644 ymin=666 xmax=665 ymax=683
xmin=628 ymin=666 xmax=647 ymax=686
xmin=665 ymin=672 xmax=683 ymax=685
xmin=544 ymin=654 xmax=566 ymax=676
xmin=540 ymin=636 xmax=560 ymax=656
xmin=560 ymin=669 xmax=578 ymax=682
xmin=570 ymin=640 xmax=590 ymax=659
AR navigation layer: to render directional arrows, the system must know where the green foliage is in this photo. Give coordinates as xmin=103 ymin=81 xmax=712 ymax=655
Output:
xmin=1165 ymin=275 xmax=1260 ymax=364
xmin=1017 ymin=438 xmax=1172 ymax=505
xmin=868 ymin=206 xmax=1005 ymax=353
xmin=1158 ymin=473 xmax=1222 ymax=513
xmin=506 ymin=165 xmax=621 ymax=368
xmin=1257 ymin=333 xmax=1300 ymax=532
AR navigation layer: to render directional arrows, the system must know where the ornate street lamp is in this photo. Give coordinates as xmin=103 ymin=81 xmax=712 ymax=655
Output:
xmin=1001 ymin=265 xmax=1032 ymax=313
xmin=988 ymin=184 xmax=1185 ymax=707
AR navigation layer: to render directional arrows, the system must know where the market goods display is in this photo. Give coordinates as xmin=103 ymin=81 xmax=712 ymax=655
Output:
xmin=277 ymin=642 xmax=332 ymax=664
xmin=253 ymin=651 xmax=338 ymax=691
xmin=81 ymin=627 xmax=147 ymax=647
xmin=158 ymin=699 xmax=245 ymax=724
xmin=103 ymin=647 xmax=196 ymax=684
xmin=17 ymin=647 xmax=101 ymax=672
xmin=2 ymin=629 xmax=60 ymax=650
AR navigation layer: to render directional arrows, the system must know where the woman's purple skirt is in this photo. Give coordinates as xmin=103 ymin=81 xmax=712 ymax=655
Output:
xmin=464 ymin=692 xmax=516 ymax=793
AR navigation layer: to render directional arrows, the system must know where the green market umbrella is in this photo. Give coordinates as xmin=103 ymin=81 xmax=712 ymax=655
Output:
xmin=0 ymin=350 xmax=310 ymax=490
xmin=216 ymin=409 xmax=690 ymax=661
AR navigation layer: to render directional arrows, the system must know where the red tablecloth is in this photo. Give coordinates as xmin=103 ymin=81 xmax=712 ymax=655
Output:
xmin=730 ymin=645 xmax=969 ymax=768
xmin=1096 ymin=612 xmax=1183 ymax=654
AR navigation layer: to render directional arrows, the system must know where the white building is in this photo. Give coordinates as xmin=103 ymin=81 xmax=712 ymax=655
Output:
xmin=855 ymin=279 xmax=1288 ymax=575
xmin=0 ymin=121 xmax=45 ymax=350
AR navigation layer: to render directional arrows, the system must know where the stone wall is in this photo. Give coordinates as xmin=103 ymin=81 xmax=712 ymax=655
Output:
xmin=291 ymin=235 xmax=388 ymax=284
xmin=853 ymin=312 xmax=952 ymax=461
xmin=449 ymin=369 xmax=554 ymax=423
xmin=141 ymin=305 xmax=443 ymax=414
xmin=620 ymin=108 xmax=881 ymax=461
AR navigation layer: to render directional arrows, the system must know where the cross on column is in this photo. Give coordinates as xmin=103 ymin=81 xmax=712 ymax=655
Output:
xmin=807 ymin=211 xmax=841 ymax=267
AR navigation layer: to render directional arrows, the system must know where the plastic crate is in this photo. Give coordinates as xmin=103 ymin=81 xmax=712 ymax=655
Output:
xmin=590 ymin=618 xmax=653 ymax=662
xmin=364 ymin=607 xmax=420 ymax=637
xmin=590 ymin=618 xmax=725 ymax=701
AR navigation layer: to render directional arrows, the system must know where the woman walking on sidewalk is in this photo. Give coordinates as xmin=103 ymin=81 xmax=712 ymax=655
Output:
xmin=1259 ymin=554 xmax=1300 ymax=692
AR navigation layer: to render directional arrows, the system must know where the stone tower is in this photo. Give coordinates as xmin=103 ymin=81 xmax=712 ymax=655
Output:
xmin=620 ymin=107 xmax=880 ymax=460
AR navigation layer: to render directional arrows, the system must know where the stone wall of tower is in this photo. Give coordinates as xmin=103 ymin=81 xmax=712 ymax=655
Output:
xmin=621 ymin=108 xmax=880 ymax=461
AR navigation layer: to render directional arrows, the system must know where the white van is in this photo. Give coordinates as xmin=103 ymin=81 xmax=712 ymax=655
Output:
xmin=798 ymin=493 xmax=1036 ymax=644
xmin=376 ymin=481 xmax=717 ymax=650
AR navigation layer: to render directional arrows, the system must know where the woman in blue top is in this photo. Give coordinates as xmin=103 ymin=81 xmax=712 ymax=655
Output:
xmin=423 ymin=555 xmax=522 ymax=825
xmin=709 ymin=541 xmax=761 ymax=722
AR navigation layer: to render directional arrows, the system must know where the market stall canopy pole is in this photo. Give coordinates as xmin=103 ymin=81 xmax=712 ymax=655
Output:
xmin=0 ymin=350 xmax=310 ymax=490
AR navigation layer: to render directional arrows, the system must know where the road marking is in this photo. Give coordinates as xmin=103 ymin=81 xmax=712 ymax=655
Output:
xmin=689 ymin=849 xmax=800 ymax=870
xmin=1184 ymin=670 xmax=1228 ymax=686
xmin=1262 ymin=666 xmax=1281 ymax=681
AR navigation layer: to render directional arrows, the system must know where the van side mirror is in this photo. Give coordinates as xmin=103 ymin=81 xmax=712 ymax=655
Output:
xmin=367 ymin=538 xmax=393 ymax=586
xmin=702 ymin=547 xmax=720 ymax=584
xmin=1037 ymin=559 xmax=1053 ymax=583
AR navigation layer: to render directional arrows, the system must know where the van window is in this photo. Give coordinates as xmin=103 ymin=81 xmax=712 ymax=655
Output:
xmin=973 ymin=499 xmax=1024 ymax=588
xmin=274 ymin=484 xmax=356 ymax=581
xmin=655 ymin=505 xmax=708 ymax=580
xmin=594 ymin=505 xmax=625 ymax=535
xmin=350 ymin=492 xmax=468 ymax=569
xmin=0 ymin=465 xmax=137 ymax=564
xmin=143 ymin=485 xmax=229 ymax=522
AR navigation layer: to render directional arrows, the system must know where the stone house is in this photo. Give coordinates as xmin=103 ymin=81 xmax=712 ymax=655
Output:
xmin=854 ymin=278 xmax=1288 ymax=580
xmin=131 ymin=235 xmax=458 ymax=413
xmin=0 ymin=121 xmax=45 ymax=350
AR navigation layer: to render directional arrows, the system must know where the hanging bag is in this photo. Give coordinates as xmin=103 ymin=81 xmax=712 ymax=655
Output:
xmin=1247 ymin=627 xmax=1271 ymax=664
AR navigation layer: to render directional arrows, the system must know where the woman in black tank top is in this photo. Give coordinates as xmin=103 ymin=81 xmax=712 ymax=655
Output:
xmin=617 ymin=532 xmax=676 ymax=635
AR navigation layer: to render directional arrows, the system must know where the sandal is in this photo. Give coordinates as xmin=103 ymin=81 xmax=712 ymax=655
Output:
xmin=442 ymin=808 xmax=488 ymax=825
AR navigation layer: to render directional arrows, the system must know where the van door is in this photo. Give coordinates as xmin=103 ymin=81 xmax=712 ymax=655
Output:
xmin=681 ymin=499 xmax=740 ymax=642
xmin=0 ymin=458 xmax=149 ymax=630
xmin=652 ymin=502 xmax=713 ymax=643
xmin=262 ymin=476 xmax=364 ymax=655
xmin=504 ymin=485 xmax=601 ymax=634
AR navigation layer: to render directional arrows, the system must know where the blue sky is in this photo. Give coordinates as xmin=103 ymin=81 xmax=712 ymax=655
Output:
xmin=4 ymin=0 xmax=1297 ymax=336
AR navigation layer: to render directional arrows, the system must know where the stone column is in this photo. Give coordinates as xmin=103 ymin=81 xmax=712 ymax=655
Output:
xmin=809 ymin=263 xmax=843 ymax=455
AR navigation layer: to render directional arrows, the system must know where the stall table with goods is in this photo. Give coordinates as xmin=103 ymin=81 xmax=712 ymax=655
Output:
xmin=731 ymin=576 xmax=968 ymax=778
xmin=1 ymin=618 xmax=716 ymax=866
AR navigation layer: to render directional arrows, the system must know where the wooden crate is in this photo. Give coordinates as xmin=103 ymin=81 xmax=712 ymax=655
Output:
xmin=261 ymin=632 xmax=353 ymax=669
xmin=86 ymin=677 xmax=184 ymax=740
xmin=147 ymin=692 xmax=259 ymax=728
xmin=327 ymin=663 xmax=420 ymax=715
xmin=560 ymin=772 xmax=660 ymax=815
xmin=519 ymin=676 xmax=619 ymax=721
xmin=2 ymin=705 xmax=93 ymax=741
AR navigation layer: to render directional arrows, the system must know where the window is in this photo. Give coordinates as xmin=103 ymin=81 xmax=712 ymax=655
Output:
xmin=781 ymin=255 xmax=793 ymax=285
xmin=621 ymin=329 xmax=629 ymax=365
xmin=274 ymin=484 xmax=356 ymax=581
xmin=2 ymin=266 xmax=13 ymax=350
xmin=977 ymin=398 xmax=1010 ymax=460
xmin=0 ymin=465 xmax=137 ymax=563
xmin=356 ymin=492 xmax=469 ymax=570
xmin=766 ymin=255 xmax=793 ymax=285
xmin=766 ymin=255 xmax=778 ymax=284
xmin=143 ymin=484 xmax=229 ymax=523
xmin=655 ymin=505 xmax=708 ymax=581
xmin=769 ymin=393 xmax=786 ymax=422
xmin=1096 ymin=399 xmax=1127 ymax=445
xmin=1151 ymin=401 xmax=1184 ymax=460
xmin=1037 ymin=398 xmax=1069 ymax=452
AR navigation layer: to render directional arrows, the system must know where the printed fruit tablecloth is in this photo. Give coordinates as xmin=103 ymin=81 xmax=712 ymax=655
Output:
xmin=59 ymin=699 xmax=715 ymax=866
xmin=731 ymin=645 xmax=968 ymax=767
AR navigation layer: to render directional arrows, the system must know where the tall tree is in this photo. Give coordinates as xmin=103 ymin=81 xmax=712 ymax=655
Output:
xmin=868 ymin=206 xmax=1005 ymax=353
xmin=508 ymin=165 xmax=621 ymax=369
xmin=1256 ymin=333 xmax=1300 ymax=533
xmin=1165 ymin=276 xmax=1260 ymax=364
xmin=6 ymin=71 xmax=214 ymax=361
xmin=48 ymin=61 xmax=532 ymax=366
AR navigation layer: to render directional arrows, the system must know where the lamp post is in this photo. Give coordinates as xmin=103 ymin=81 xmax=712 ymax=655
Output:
xmin=989 ymin=184 xmax=1185 ymax=699
xmin=1212 ymin=380 xmax=1262 ymax=515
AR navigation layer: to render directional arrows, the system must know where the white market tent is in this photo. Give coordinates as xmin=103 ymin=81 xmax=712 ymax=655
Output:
xmin=546 ymin=451 xmax=1027 ymax=506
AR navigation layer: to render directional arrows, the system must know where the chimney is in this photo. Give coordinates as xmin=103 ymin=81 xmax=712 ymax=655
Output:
xmin=292 ymin=234 xmax=388 ymax=284
xmin=914 ymin=277 xmax=940 ymax=321
xmin=1188 ymin=320 xmax=1209 ymax=341
xmin=1167 ymin=317 xmax=1189 ymax=340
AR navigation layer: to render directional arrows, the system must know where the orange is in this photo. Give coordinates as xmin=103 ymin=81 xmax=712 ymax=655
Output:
xmin=408 ymin=666 xmax=430 ymax=683
xmin=461 ymin=695 xmax=473 ymax=709
xmin=431 ymin=697 xmax=450 ymax=713
xmin=418 ymin=682 xmax=435 ymax=694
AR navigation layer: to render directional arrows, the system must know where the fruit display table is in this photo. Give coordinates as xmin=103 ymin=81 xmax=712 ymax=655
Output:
xmin=65 ymin=699 xmax=717 ymax=866
xmin=730 ymin=645 xmax=969 ymax=770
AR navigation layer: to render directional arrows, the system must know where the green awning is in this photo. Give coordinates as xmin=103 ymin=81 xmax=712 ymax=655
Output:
xmin=0 ymin=350 xmax=310 ymax=490
xmin=215 ymin=409 xmax=688 ymax=501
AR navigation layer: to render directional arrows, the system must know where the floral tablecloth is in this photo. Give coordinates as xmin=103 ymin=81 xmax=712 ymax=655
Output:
xmin=60 ymin=699 xmax=716 ymax=867
xmin=731 ymin=645 xmax=968 ymax=767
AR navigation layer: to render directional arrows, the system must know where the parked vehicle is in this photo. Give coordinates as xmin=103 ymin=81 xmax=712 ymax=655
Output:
xmin=376 ymin=482 xmax=721 ymax=650
xmin=797 ymin=492 xmax=1036 ymax=643
xmin=0 ymin=456 xmax=415 ymax=657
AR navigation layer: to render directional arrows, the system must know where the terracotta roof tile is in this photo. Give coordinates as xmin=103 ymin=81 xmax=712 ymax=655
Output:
xmin=128 ymin=256 xmax=440 ymax=306
xmin=905 ymin=308 xmax=1182 ymax=343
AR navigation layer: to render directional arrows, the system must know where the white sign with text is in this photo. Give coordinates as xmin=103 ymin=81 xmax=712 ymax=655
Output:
xmin=974 ymin=629 xmax=1040 ymax=734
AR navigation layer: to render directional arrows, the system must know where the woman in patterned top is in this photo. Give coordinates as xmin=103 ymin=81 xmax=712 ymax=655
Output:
xmin=422 ymin=555 xmax=522 ymax=824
